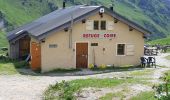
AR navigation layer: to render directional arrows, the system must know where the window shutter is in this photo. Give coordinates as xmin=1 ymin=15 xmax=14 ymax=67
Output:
xmin=126 ymin=44 xmax=135 ymax=56
xmin=86 ymin=20 xmax=93 ymax=30
xmin=107 ymin=21 xmax=114 ymax=30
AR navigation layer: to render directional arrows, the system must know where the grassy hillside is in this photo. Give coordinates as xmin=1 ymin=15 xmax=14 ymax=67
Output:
xmin=0 ymin=0 xmax=58 ymax=47
xmin=0 ymin=31 xmax=8 ymax=47
xmin=148 ymin=37 xmax=170 ymax=45
xmin=0 ymin=0 xmax=58 ymax=30
xmin=0 ymin=0 xmax=170 ymax=47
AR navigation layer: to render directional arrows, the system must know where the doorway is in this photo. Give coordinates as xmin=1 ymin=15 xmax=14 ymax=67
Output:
xmin=31 ymin=42 xmax=41 ymax=70
xmin=76 ymin=43 xmax=88 ymax=68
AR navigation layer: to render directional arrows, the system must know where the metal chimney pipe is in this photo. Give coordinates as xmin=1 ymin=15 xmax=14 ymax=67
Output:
xmin=110 ymin=6 xmax=113 ymax=11
xmin=63 ymin=1 xmax=66 ymax=9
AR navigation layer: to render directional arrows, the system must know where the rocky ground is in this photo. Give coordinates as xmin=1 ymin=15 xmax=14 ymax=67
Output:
xmin=0 ymin=53 xmax=170 ymax=100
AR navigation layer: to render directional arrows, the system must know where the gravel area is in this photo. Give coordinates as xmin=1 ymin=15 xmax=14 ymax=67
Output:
xmin=0 ymin=53 xmax=170 ymax=100
xmin=75 ymin=84 xmax=152 ymax=100
xmin=154 ymin=53 xmax=170 ymax=67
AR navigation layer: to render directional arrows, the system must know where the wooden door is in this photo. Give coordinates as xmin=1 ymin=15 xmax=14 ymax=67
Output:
xmin=31 ymin=42 xmax=41 ymax=70
xmin=76 ymin=43 xmax=88 ymax=68
xmin=19 ymin=36 xmax=30 ymax=59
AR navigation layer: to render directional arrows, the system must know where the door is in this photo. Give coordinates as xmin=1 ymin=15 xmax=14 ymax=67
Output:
xmin=19 ymin=36 xmax=30 ymax=59
xmin=31 ymin=42 xmax=41 ymax=70
xmin=76 ymin=43 xmax=88 ymax=68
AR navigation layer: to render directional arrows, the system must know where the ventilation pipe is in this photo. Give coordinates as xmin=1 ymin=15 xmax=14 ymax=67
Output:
xmin=63 ymin=1 xmax=66 ymax=9
xmin=110 ymin=6 xmax=113 ymax=11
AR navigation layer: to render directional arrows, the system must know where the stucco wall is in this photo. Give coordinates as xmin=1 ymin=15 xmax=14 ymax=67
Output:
xmin=40 ymin=13 xmax=144 ymax=72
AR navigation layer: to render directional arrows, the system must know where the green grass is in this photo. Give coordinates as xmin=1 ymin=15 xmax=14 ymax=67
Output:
xmin=99 ymin=89 xmax=129 ymax=100
xmin=0 ymin=60 xmax=28 ymax=75
xmin=99 ymin=93 xmax=114 ymax=100
xmin=130 ymin=91 xmax=157 ymax=100
xmin=99 ymin=86 xmax=156 ymax=100
xmin=0 ymin=31 xmax=8 ymax=47
xmin=0 ymin=50 xmax=7 ymax=56
xmin=0 ymin=62 xmax=19 ymax=75
xmin=130 ymin=69 xmax=154 ymax=76
xmin=0 ymin=0 xmax=170 ymax=47
xmin=153 ymin=70 xmax=170 ymax=99
xmin=44 ymin=77 xmax=152 ymax=100
xmin=0 ymin=0 xmax=54 ymax=47
xmin=0 ymin=0 xmax=48 ymax=26
xmin=44 ymin=79 xmax=125 ymax=100
xmin=165 ymin=55 xmax=170 ymax=60
xmin=148 ymin=37 xmax=170 ymax=45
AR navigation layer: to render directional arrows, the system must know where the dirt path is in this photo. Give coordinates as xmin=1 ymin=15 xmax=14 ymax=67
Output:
xmin=0 ymin=53 xmax=170 ymax=100
xmin=155 ymin=53 xmax=170 ymax=67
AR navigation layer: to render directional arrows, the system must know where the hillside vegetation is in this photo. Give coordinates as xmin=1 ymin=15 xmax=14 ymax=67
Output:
xmin=0 ymin=0 xmax=170 ymax=47
xmin=148 ymin=37 xmax=170 ymax=45
xmin=0 ymin=31 xmax=8 ymax=47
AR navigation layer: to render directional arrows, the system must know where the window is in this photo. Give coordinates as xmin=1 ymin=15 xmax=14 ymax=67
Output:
xmin=91 ymin=43 xmax=98 ymax=46
xmin=101 ymin=21 xmax=106 ymax=30
xmin=117 ymin=44 xmax=125 ymax=55
xmin=94 ymin=21 xmax=99 ymax=30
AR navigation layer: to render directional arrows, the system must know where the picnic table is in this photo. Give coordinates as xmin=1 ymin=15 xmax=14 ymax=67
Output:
xmin=144 ymin=47 xmax=158 ymax=56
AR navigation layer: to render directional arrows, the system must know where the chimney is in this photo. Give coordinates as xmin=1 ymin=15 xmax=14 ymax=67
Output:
xmin=63 ymin=1 xmax=66 ymax=9
xmin=110 ymin=6 xmax=113 ymax=11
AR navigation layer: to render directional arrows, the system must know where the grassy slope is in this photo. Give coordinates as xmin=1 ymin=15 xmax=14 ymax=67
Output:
xmin=0 ymin=62 xmax=18 ymax=75
xmin=0 ymin=0 xmax=55 ymax=26
xmin=0 ymin=0 xmax=53 ymax=47
xmin=130 ymin=91 xmax=156 ymax=100
xmin=0 ymin=0 xmax=170 ymax=47
xmin=0 ymin=0 xmax=41 ymax=47
xmin=0 ymin=31 xmax=8 ymax=47
xmin=0 ymin=0 xmax=39 ymax=27
xmin=165 ymin=55 xmax=170 ymax=60
xmin=148 ymin=37 xmax=170 ymax=45
xmin=0 ymin=60 xmax=28 ymax=75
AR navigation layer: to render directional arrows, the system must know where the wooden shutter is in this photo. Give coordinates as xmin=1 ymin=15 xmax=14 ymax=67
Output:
xmin=86 ymin=20 xmax=93 ymax=30
xmin=107 ymin=21 xmax=114 ymax=30
xmin=126 ymin=44 xmax=135 ymax=56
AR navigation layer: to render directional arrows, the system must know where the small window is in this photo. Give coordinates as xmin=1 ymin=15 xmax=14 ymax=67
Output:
xmin=91 ymin=43 xmax=98 ymax=46
xmin=49 ymin=44 xmax=58 ymax=48
xmin=101 ymin=21 xmax=106 ymax=30
xmin=117 ymin=44 xmax=125 ymax=55
xmin=94 ymin=21 xmax=99 ymax=30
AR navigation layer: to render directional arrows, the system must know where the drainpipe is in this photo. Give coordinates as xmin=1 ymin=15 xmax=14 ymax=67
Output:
xmin=69 ymin=13 xmax=73 ymax=48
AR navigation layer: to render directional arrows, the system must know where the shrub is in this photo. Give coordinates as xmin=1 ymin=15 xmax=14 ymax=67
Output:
xmin=153 ymin=72 xmax=170 ymax=99
xmin=44 ymin=80 xmax=75 ymax=100
xmin=89 ymin=64 xmax=94 ymax=69
xmin=99 ymin=64 xmax=106 ymax=69
xmin=14 ymin=61 xmax=29 ymax=68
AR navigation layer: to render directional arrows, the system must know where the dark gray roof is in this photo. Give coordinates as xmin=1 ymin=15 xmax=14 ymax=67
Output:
xmin=7 ymin=5 xmax=151 ymax=41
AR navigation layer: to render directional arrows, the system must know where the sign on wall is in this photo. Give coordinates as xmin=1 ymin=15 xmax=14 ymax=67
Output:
xmin=82 ymin=33 xmax=116 ymax=39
